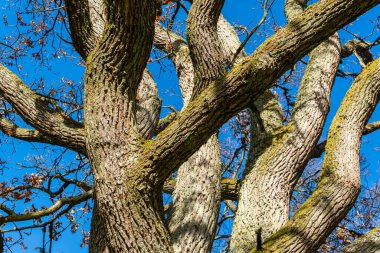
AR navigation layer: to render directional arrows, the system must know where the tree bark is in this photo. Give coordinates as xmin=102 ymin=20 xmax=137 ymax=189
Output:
xmin=168 ymin=1 xmax=224 ymax=252
xmin=231 ymin=31 xmax=341 ymax=253
xmin=1 ymin=1 xmax=378 ymax=252
xmin=83 ymin=1 xmax=172 ymax=252
xmin=231 ymin=2 xmax=342 ymax=251
xmin=250 ymin=58 xmax=380 ymax=253
xmin=169 ymin=134 xmax=221 ymax=253
xmin=0 ymin=65 xmax=86 ymax=154
xmin=145 ymin=0 xmax=380 ymax=184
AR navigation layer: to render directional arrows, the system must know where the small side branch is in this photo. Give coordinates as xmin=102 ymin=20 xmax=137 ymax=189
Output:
xmin=0 ymin=118 xmax=55 ymax=145
xmin=0 ymin=190 xmax=92 ymax=224
xmin=231 ymin=0 xmax=269 ymax=64
xmin=341 ymin=226 xmax=380 ymax=253
xmin=0 ymin=65 xmax=86 ymax=155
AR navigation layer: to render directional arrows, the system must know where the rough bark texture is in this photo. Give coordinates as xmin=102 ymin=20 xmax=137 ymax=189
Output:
xmin=66 ymin=1 xmax=165 ymax=251
xmin=145 ymin=0 xmax=380 ymax=183
xmin=250 ymin=58 xmax=380 ymax=253
xmin=169 ymin=134 xmax=221 ymax=253
xmin=163 ymin=178 xmax=240 ymax=201
xmin=231 ymin=28 xmax=341 ymax=253
xmin=186 ymin=0 xmax=225 ymax=97
xmin=83 ymin=1 xmax=172 ymax=252
xmin=167 ymin=1 xmax=225 ymax=252
xmin=65 ymin=0 xmax=105 ymax=58
xmin=136 ymin=70 xmax=162 ymax=139
xmin=0 ymin=65 xmax=86 ymax=154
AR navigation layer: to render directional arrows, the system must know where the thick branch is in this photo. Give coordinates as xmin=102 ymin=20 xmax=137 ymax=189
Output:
xmin=0 ymin=118 xmax=55 ymax=145
xmin=187 ymin=0 xmax=226 ymax=97
xmin=0 ymin=65 xmax=86 ymax=154
xmin=232 ymin=28 xmax=341 ymax=253
xmin=145 ymin=0 xmax=380 ymax=183
xmin=83 ymin=1 xmax=170 ymax=252
xmin=341 ymin=39 xmax=374 ymax=67
xmin=67 ymin=1 xmax=162 ymax=138
xmin=285 ymin=0 xmax=305 ymax=21
xmin=65 ymin=0 xmax=104 ymax=58
xmin=136 ymin=70 xmax=162 ymax=139
xmin=153 ymin=112 xmax=177 ymax=136
xmin=88 ymin=0 xmax=159 ymax=95
xmin=167 ymin=3 xmax=226 ymax=250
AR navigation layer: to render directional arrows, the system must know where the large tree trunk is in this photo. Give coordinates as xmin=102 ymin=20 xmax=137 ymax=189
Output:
xmin=82 ymin=1 xmax=173 ymax=252
xmin=85 ymin=73 xmax=173 ymax=252
xmin=90 ymin=171 xmax=171 ymax=252
xmin=89 ymin=70 xmax=162 ymax=253
xmin=1 ymin=0 xmax=380 ymax=252
xmin=62 ymin=1 xmax=380 ymax=252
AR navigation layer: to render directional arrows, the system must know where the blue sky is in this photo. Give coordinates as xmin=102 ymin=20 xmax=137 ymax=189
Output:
xmin=0 ymin=0 xmax=379 ymax=252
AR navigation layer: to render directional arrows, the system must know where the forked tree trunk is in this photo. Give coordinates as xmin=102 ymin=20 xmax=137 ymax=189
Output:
xmin=59 ymin=1 xmax=380 ymax=252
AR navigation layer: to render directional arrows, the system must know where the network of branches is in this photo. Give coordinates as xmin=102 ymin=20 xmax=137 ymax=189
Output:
xmin=0 ymin=0 xmax=379 ymax=253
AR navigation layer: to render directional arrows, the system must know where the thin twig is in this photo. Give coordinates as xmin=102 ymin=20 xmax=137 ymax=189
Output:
xmin=231 ymin=0 xmax=269 ymax=64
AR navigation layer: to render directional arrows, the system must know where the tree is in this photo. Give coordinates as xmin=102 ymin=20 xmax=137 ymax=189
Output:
xmin=0 ymin=0 xmax=380 ymax=252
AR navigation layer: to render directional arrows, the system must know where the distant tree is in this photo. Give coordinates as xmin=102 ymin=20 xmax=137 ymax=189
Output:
xmin=0 ymin=0 xmax=380 ymax=253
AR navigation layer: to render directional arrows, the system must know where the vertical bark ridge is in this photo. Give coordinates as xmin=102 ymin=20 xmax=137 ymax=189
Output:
xmin=254 ymin=57 xmax=380 ymax=253
xmin=65 ymin=0 xmax=99 ymax=58
xmin=80 ymin=2 xmax=164 ymax=249
xmin=86 ymin=65 xmax=171 ymax=252
xmin=245 ymin=90 xmax=285 ymax=171
xmin=169 ymin=134 xmax=221 ymax=253
xmin=168 ymin=3 xmax=228 ymax=252
xmin=66 ymin=0 xmax=161 ymax=137
xmin=187 ymin=0 xmax=226 ymax=97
